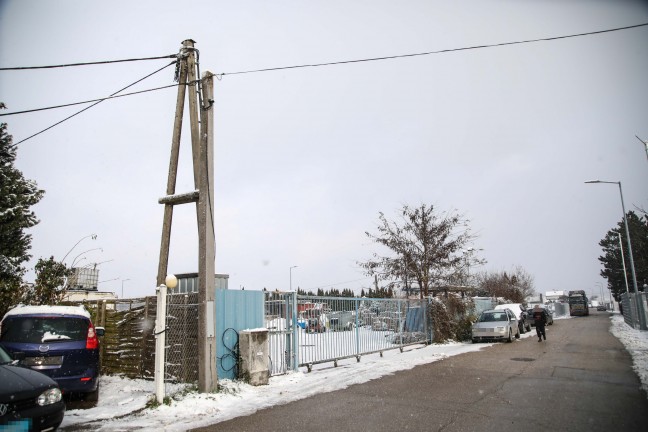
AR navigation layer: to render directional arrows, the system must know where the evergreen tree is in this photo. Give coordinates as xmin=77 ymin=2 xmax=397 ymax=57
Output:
xmin=27 ymin=256 xmax=72 ymax=305
xmin=599 ymin=211 xmax=648 ymax=300
xmin=0 ymin=110 xmax=45 ymax=318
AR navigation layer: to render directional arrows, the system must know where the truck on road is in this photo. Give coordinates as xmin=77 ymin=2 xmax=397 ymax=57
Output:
xmin=568 ymin=290 xmax=590 ymax=316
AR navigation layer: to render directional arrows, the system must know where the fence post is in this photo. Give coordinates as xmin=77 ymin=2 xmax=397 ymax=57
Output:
xmin=141 ymin=296 xmax=151 ymax=379
xmin=355 ymin=298 xmax=360 ymax=357
xmin=426 ymin=298 xmax=433 ymax=343
xmin=284 ymin=294 xmax=292 ymax=370
xmin=292 ymin=291 xmax=299 ymax=371
xmin=398 ymin=300 xmax=403 ymax=348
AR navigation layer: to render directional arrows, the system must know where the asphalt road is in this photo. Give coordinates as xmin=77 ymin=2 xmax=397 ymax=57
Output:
xmin=192 ymin=310 xmax=648 ymax=432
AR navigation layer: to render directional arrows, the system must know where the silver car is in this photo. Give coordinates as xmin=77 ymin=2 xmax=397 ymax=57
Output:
xmin=472 ymin=309 xmax=521 ymax=343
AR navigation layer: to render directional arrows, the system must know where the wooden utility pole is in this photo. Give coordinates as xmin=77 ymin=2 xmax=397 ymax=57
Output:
xmin=157 ymin=39 xmax=217 ymax=393
xmin=197 ymin=71 xmax=216 ymax=392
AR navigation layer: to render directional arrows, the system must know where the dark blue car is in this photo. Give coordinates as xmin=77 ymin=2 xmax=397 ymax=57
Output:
xmin=0 ymin=305 xmax=104 ymax=402
xmin=0 ymin=345 xmax=65 ymax=431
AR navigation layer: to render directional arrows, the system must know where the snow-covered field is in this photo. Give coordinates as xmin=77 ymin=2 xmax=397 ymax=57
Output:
xmin=60 ymin=313 xmax=648 ymax=431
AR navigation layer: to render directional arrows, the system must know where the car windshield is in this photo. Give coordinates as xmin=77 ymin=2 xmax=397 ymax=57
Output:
xmin=0 ymin=316 xmax=88 ymax=343
xmin=479 ymin=312 xmax=508 ymax=322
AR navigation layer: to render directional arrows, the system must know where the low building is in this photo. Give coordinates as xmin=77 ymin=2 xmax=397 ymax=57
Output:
xmin=62 ymin=289 xmax=117 ymax=302
xmin=174 ymin=273 xmax=229 ymax=294
xmin=545 ymin=291 xmax=568 ymax=302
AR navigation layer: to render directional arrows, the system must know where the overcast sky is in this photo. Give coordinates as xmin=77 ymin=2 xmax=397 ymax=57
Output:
xmin=1 ymin=0 xmax=647 ymax=300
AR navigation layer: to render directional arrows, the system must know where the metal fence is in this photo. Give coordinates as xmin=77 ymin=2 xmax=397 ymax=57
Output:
xmin=620 ymin=292 xmax=648 ymax=330
xmin=73 ymin=292 xmax=200 ymax=384
xmin=265 ymin=293 xmax=431 ymax=375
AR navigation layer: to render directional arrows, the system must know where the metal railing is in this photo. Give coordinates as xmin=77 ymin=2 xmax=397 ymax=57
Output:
xmin=265 ymin=293 xmax=431 ymax=375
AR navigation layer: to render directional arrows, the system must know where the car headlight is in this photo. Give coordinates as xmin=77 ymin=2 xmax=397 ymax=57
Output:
xmin=495 ymin=327 xmax=505 ymax=332
xmin=37 ymin=388 xmax=62 ymax=406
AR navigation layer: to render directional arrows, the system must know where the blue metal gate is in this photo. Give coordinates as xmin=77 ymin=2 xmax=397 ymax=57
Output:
xmin=215 ymin=289 xmax=264 ymax=380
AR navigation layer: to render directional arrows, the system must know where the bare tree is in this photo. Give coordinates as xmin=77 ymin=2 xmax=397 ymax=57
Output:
xmin=359 ymin=204 xmax=480 ymax=299
xmin=474 ymin=266 xmax=535 ymax=303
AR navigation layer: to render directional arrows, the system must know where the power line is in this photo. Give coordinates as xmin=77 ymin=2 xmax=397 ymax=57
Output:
xmin=1 ymin=83 xmax=181 ymax=117
xmin=10 ymin=61 xmax=177 ymax=146
xmin=0 ymin=54 xmax=178 ymax=71
xmin=216 ymin=22 xmax=648 ymax=78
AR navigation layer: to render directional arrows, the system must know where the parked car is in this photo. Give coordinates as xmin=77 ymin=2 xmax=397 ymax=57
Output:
xmin=472 ymin=309 xmax=520 ymax=343
xmin=494 ymin=303 xmax=531 ymax=334
xmin=597 ymin=305 xmax=607 ymax=311
xmin=0 ymin=345 xmax=65 ymax=431
xmin=0 ymin=305 xmax=104 ymax=402
xmin=526 ymin=306 xmax=554 ymax=326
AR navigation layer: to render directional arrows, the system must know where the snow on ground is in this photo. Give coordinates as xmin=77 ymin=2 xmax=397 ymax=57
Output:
xmin=60 ymin=314 xmax=647 ymax=431
xmin=609 ymin=313 xmax=648 ymax=393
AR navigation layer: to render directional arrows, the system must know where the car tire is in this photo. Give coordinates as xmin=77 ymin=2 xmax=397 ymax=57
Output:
xmin=506 ymin=329 xmax=513 ymax=343
xmin=83 ymin=382 xmax=99 ymax=403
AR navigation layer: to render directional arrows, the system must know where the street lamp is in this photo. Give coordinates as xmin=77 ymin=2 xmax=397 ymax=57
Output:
xmin=121 ymin=278 xmax=130 ymax=299
xmin=585 ymin=180 xmax=646 ymax=329
xmin=61 ymin=234 xmax=97 ymax=263
xmin=461 ymin=247 xmax=484 ymax=287
xmin=636 ymin=135 xmax=648 ymax=163
xmin=290 ymin=266 xmax=298 ymax=291
xmin=616 ymin=233 xmax=630 ymax=295
xmin=155 ymin=274 xmax=177 ymax=403
xmin=71 ymin=248 xmax=103 ymax=267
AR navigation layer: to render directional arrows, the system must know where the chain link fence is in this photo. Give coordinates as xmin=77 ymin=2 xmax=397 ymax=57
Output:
xmin=70 ymin=292 xmax=200 ymax=384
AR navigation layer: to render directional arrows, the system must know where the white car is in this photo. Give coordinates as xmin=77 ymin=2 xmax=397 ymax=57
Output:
xmin=472 ymin=309 xmax=521 ymax=343
xmin=494 ymin=303 xmax=531 ymax=334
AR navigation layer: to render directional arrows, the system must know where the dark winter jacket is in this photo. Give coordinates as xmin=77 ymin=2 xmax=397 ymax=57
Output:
xmin=533 ymin=308 xmax=548 ymax=326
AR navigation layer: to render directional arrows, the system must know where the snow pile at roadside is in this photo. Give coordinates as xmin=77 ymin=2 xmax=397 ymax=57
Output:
xmin=61 ymin=340 xmax=492 ymax=431
xmin=609 ymin=313 xmax=648 ymax=393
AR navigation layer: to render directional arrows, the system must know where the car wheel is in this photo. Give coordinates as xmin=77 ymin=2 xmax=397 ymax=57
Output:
xmin=83 ymin=383 xmax=99 ymax=403
xmin=506 ymin=329 xmax=513 ymax=343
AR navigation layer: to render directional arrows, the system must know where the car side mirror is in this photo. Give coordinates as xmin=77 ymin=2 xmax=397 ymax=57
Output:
xmin=95 ymin=327 xmax=105 ymax=337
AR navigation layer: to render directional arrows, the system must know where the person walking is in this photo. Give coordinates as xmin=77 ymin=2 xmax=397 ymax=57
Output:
xmin=533 ymin=305 xmax=548 ymax=342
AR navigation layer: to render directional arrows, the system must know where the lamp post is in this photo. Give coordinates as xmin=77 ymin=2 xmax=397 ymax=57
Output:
xmin=121 ymin=278 xmax=130 ymax=299
xmin=636 ymin=135 xmax=648 ymax=164
xmin=616 ymin=233 xmax=630 ymax=295
xmin=61 ymin=234 xmax=97 ymax=263
xmin=461 ymin=247 xmax=484 ymax=287
xmin=585 ymin=180 xmax=646 ymax=329
xmin=290 ymin=266 xmax=298 ymax=291
xmin=155 ymin=274 xmax=177 ymax=403
xmin=71 ymin=248 xmax=103 ymax=268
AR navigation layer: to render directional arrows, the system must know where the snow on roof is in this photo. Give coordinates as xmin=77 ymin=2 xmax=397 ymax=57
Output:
xmin=3 ymin=304 xmax=91 ymax=319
